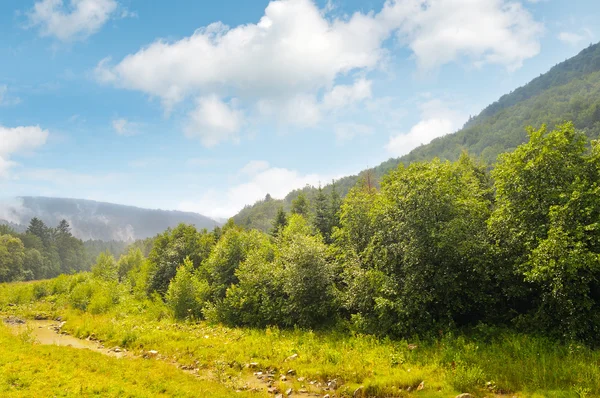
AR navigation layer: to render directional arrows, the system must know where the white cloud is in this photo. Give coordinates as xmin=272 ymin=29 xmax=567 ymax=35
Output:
xmin=0 ymin=125 xmax=49 ymax=178
xmin=179 ymin=161 xmax=337 ymax=218
xmin=322 ymin=78 xmax=372 ymax=110
xmin=240 ymin=160 xmax=270 ymax=175
xmin=334 ymin=123 xmax=374 ymax=143
xmin=112 ymin=118 xmax=140 ymax=136
xmin=557 ymin=31 xmax=590 ymax=46
xmin=381 ymin=0 xmax=543 ymax=71
xmin=95 ymin=0 xmax=543 ymax=145
xmin=385 ymin=98 xmax=465 ymax=156
xmin=184 ymin=95 xmax=244 ymax=147
xmin=27 ymin=0 xmax=118 ymax=41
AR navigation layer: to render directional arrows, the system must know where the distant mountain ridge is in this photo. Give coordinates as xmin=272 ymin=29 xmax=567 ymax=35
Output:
xmin=0 ymin=196 xmax=219 ymax=241
xmin=234 ymin=42 xmax=600 ymax=231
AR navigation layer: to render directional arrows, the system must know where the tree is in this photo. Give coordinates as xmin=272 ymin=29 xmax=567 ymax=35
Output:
xmin=0 ymin=234 xmax=25 ymax=282
xmin=27 ymin=217 xmax=50 ymax=246
xmin=311 ymin=185 xmax=330 ymax=239
xmin=278 ymin=214 xmax=337 ymax=328
xmin=291 ymin=192 xmax=309 ymax=217
xmin=354 ymin=155 xmax=493 ymax=336
xmin=92 ymin=252 xmax=118 ymax=281
xmin=490 ymin=123 xmax=600 ymax=341
xmin=328 ymin=181 xmax=342 ymax=236
xmin=220 ymin=240 xmax=285 ymax=327
xmin=271 ymin=206 xmax=288 ymax=236
xmin=56 ymin=219 xmax=72 ymax=236
xmin=166 ymin=258 xmax=209 ymax=320
xmin=117 ymin=247 xmax=145 ymax=282
xmin=201 ymin=228 xmax=270 ymax=301
xmin=147 ymin=224 xmax=215 ymax=295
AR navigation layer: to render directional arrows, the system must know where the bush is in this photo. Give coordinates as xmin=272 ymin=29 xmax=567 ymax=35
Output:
xmin=166 ymin=258 xmax=209 ymax=320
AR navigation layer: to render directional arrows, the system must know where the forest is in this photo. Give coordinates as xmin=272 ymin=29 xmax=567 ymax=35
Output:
xmin=3 ymin=122 xmax=599 ymax=345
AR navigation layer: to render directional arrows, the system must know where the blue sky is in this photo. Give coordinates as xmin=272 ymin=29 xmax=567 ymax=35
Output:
xmin=0 ymin=0 xmax=598 ymax=219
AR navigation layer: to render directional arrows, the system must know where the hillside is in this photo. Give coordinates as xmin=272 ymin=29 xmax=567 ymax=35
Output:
xmin=234 ymin=42 xmax=600 ymax=231
xmin=0 ymin=197 xmax=219 ymax=241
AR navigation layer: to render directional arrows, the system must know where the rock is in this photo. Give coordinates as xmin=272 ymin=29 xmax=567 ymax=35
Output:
xmin=417 ymin=381 xmax=424 ymax=391
xmin=285 ymin=353 xmax=299 ymax=361
xmin=287 ymin=369 xmax=296 ymax=375
xmin=327 ymin=380 xmax=337 ymax=390
xmin=353 ymin=386 xmax=364 ymax=397
xmin=455 ymin=395 xmax=474 ymax=398
xmin=407 ymin=344 xmax=418 ymax=350
xmin=297 ymin=377 xmax=305 ymax=382
xmin=267 ymin=386 xmax=279 ymax=394
xmin=323 ymin=395 xmax=331 ymax=398
xmin=280 ymin=375 xmax=287 ymax=381
xmin=248 ymin=362 xmax=260 ymax=368
xmin=3 ymin=316 xmax=25 ymax=325
xmin=144 ymin=350 xmax=159 ymax=359
xmin=298 ymin=389 xmax=308 ymax=393
xmin=285 ymin=388 xmax=293 ymax=396
xmin=275 ymin=395 xmax=284 ymax=398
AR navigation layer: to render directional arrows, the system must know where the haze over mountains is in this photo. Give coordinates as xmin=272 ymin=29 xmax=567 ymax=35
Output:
xmin=234 ymin=41 xmax=600 ymax=231
xmin=0 ymin=197 xmax=219 ymax=242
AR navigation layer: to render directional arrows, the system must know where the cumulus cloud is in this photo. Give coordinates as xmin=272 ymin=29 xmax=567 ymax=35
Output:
xmin=184 ymin=95 xmax=244 ymax=147
xmin=95 ymin=0 xmax=543 ymax=145
xmin=179 ymin=160 xmax=338 ymax=218
xmin=386 ymin=98 xmax=466 ymax=156
xmin=27 ymin=0 xmax=119 ymax=41
xmin=0 ymin=125 xmax=49 ymax=177
xmin=382 ymin=0 xmax=543 ymax=71
xmin=322 ymin=79 xmax=372 ymax=110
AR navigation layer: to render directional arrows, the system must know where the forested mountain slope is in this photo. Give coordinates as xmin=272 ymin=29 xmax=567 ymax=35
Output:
xmin=0 ymin=197 xmax=219 ymax=241
xmin=234 ymin=42 xmax=600 ymax=231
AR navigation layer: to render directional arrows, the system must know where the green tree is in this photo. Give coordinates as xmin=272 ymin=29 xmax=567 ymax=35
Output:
xmin=147 ymin=224 xmax=215 ymax=295
xmin=271 ymin=206 xmax=288 ymax=236
xmin=0 ymin=234 xmax=25 ymax=282
xmin=117 ymin=247 xmax=145 ymax=282
xmin=27 ymin=217 xmax=50 ymax=246
xmin=311 ymin=185 xmax=330 ymax=239
xmin=92 ymin=252 xmax=118 ymax=281
xmin=278 ymin=214 xmax=337 ymax=328
xmin=166 ymin=258 xmax=209 ymax=320
xmin=490 ymin=123 xmax=600 ymax=341
xmin=220 ymin=240 xmax=285 ymax=327
xmin=201 ymin=228 xmax=270 ymax=301
xmin=291 ymin=192 xmax=309 ymax=217
xmin=353 ymin=155 xmax=493 ymax=336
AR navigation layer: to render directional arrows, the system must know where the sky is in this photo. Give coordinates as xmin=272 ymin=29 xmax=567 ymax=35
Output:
xmin=0 ymin=0 xmax=599 ymax=220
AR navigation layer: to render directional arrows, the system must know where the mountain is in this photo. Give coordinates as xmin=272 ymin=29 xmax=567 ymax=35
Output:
xmin=234 ymin=42 xmax=600 ymax=231
xmin=0 ymin=197 xmax=219 ymax=241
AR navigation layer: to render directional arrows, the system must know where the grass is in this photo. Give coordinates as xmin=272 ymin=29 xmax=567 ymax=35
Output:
xmin=2 ymin=275 xmax=600 ymax=397
xmin=0 ymin=323 xmax=256 ymax=397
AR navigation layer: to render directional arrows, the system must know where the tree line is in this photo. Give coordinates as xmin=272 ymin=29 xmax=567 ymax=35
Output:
xmin=0 ymin=218 xmax=88 ymax=282
xmin=78 ymin=122 xmax=600 ymax=344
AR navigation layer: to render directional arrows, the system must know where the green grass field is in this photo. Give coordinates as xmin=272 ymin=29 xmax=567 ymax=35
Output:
xmin=1 ymin=275 xmax=599 ymax=397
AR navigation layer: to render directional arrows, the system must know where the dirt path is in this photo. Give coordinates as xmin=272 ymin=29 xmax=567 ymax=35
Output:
xmin=2 ymin=317 xmax=325 ymax=397
xmin=4 ymin=317 xmax=129 ymax=358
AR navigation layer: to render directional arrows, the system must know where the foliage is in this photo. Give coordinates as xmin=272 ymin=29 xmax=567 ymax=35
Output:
xmin=165 ymin=258 xmax=209 ymax=320
xmin=91 ymin=252 xmax=118 ymax=282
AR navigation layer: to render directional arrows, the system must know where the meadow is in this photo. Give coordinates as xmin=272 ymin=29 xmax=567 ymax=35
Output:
xmin=2 ymin=275 xmax=599 ymax=398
